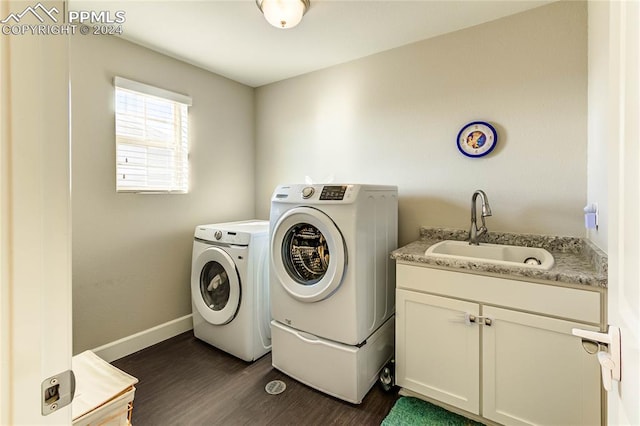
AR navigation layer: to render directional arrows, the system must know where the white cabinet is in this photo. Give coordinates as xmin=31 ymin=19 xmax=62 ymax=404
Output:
xmin=482 ymin=307 xmax=601 ymax=425
xmin=396 ymin=290 xmax=480 ymax=413
xmin=395 ymin=263 xmax=604 ymax=426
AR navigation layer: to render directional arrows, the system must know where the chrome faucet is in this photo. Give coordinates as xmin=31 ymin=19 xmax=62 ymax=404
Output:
xmin=469 ymin=190 xmax=492 ymax=245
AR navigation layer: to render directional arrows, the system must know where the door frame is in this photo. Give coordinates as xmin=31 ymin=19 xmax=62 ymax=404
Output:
xmin=0 ymin=0 xmax=73 ymax=423
xmin=606 ymin=0 xmax=640 ymax=423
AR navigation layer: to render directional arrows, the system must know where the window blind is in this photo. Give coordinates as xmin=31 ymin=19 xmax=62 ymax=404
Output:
xmin=114 ymin=77 xmax=191 ymax=193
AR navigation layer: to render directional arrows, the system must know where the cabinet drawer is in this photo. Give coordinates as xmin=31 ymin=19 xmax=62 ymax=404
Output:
xmin=397 ymin=263 xmax=601 ymax=324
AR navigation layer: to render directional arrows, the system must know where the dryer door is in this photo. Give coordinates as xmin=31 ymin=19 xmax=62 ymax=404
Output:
xmin=271 ymin=206 xmax=347 ymax=303
xmin=191 ymin=246 xmax=241 ymax=325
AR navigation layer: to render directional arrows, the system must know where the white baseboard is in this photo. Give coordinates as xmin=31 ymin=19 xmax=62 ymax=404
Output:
xmin=92 ymin=314 xmax=193 ymax=362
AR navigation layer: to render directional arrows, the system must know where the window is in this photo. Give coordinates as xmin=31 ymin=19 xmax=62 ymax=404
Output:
xmin=114 ymin=77 xmax=191 ymax=193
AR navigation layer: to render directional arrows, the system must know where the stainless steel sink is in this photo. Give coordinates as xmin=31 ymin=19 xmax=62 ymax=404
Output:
xmin=425 ymin=240 xmax=554 ymax=270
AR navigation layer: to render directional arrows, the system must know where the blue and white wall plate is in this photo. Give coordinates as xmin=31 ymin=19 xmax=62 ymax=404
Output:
xmin=456 ymin=121 xmax=498 ymax=158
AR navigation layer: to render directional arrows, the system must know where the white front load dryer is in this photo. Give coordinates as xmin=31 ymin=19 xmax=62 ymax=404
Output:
xmin=191 ymin=220 xmax=271 ymax=362
xmin=269 ymin=184 xmax=398 ymax=403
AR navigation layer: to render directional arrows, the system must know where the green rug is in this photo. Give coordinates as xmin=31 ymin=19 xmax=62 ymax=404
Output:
xmin=381 ymin=397 xmax=484 ymax=426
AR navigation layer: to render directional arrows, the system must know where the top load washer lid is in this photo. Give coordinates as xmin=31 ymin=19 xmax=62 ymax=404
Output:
xmin=195 ymin=220 xmax=268 ymax=244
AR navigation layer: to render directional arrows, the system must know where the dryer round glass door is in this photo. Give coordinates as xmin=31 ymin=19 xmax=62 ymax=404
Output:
xmin=191 ymin=247 xmax=241 ymax=325
xmin=271 ymin=206 xmax=346 ymax=302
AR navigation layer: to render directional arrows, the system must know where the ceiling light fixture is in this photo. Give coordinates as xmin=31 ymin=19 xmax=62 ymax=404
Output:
xmin=256 ymin=0 xmax=310 ymax=29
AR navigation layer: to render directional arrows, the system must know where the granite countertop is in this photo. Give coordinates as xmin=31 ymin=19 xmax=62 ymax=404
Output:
xmin=391 ymin=227 xmax=608 ymax=288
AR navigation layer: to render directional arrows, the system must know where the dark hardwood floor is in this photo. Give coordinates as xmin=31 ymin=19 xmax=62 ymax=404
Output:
xmin=111 ymin=331 xmax=399 ymax=425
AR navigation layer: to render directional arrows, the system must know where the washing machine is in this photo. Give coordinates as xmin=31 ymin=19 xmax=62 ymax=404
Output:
xmin=191 ymin=220 xmax=271 ymax=362
xmin=269 ymin=184 xmax=398 ymax=403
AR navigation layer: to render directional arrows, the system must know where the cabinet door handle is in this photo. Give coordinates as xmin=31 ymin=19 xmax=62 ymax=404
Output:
xmin=464 ymin=314 xmax=494 ymax=325
xmin=464 ymin=313 xmax=477 ymax=324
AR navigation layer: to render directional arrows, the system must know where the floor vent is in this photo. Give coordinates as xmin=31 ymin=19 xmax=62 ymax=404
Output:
xmin=265 ymin=380 xmax=286 ymax=395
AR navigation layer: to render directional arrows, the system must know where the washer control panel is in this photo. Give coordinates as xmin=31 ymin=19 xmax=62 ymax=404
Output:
xmin=320 ymin=185 xmax=348 ymax=200
xmin=272 ymin=184 xmax=357 ymax=202
xmin=196 ymin=227 xmax=251 ymax=245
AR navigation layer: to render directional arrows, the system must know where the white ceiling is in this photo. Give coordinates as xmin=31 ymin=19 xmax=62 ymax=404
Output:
xmin=69 ymin=0 xmax=553 ymax=87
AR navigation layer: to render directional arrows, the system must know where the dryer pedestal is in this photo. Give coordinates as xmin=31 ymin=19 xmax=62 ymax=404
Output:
xmin=270 ymin=316 xmax=394 ymax=404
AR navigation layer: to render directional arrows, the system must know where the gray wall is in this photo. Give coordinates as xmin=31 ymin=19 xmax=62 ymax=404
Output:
xmin=255 ymin=1 xmax=588 ymax=246
xmin=71 ymin=35 xmax=256 ymax=353
xmin=71 ymin=1 xmax=590 ymax=352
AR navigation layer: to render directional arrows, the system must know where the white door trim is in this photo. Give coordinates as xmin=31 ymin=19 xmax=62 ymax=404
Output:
xmin=0 ymin=0 xmax=73 ymax=423
xmin=606 ymin=0 xmax=640 ymax=423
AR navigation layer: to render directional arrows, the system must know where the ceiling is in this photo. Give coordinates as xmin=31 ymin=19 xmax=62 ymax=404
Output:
xmin=69 ymin=0 xmax=553 ymax=87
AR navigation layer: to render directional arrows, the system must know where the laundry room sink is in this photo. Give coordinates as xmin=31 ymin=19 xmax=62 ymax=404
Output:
xmin=425 ymin=240 xmax=554 ymax=270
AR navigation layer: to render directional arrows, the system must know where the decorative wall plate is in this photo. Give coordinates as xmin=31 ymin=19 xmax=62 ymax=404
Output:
xmin=456 ymin=121 xmax=497 ymax=158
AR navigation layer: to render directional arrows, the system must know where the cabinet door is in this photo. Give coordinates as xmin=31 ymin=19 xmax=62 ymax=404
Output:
xmin=482 ymin=306 xmax=601 ymax=426
xmin=396 ymin=289 xmax=480 ymax=414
